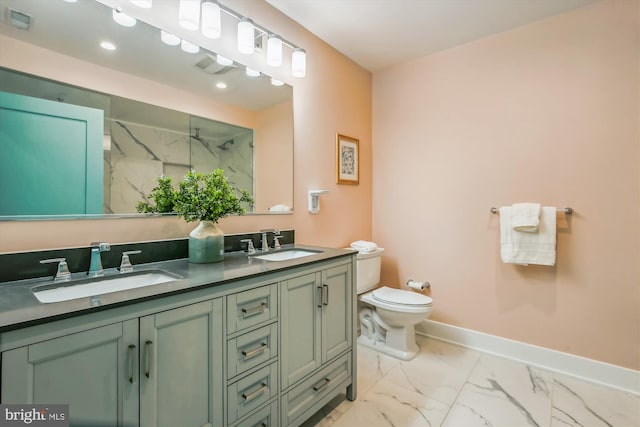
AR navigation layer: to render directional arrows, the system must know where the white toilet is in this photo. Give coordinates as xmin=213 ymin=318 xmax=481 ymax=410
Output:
xmin=355 ymin=248 xmax=433 ymax=360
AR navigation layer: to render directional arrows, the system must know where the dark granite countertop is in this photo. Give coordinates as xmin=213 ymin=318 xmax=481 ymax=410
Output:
xmin=0 ymin=245 xmax=356 ymax=332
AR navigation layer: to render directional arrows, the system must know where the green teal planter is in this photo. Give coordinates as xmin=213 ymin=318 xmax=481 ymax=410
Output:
xmin=188 ymin=221 xmax=224 ymax=263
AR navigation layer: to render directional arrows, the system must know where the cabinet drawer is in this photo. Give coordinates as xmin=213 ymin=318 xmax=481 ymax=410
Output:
xmin=228 ymin=323 xmax=278 ymax=379
xmin=228 ymin=361 xmax=278 ymax=423
xmin=282 ymin=353 xmax=351 ymax=425
xmin=232 ymin=400 xmax=279 ymax=427
xmin=227 ymin=284 xmax=278 ymax=334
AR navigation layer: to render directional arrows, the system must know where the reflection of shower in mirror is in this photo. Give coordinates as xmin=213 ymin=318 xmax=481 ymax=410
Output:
xmin=217 ymin=139 xmax=235 ymax=150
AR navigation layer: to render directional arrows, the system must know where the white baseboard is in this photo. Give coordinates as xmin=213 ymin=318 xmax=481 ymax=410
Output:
xmin=415 ymin=319 xmax=640 ymax=396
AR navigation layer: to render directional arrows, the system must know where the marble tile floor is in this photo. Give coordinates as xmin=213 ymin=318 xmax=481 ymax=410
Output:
xmin=302 ymin=336 xmax=640 ymax=427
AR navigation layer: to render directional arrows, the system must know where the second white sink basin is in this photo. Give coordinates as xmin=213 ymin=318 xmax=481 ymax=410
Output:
xmin=32 ymin=270 xmax=180 ymax=304
xmin=253 ymin=249 xmax=321 ymax=262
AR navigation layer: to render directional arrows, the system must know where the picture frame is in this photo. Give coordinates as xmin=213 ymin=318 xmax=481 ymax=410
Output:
xmin=336 ymin=134 xmax=359 ymax=185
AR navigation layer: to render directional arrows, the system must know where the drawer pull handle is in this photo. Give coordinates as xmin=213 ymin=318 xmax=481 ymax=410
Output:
xmin=144 ymin=340 xmax=153 ymax=378
xmin=127 ymin=344 xmax=136 ymax=384
xmin=242 ymin=342 xmax=267 ymax=360
xmin=322 ymin=284 xmax=329 ymax=306
xmin=241 ymin=302 xmax=267 ymax=317
xmin=317 ymin=286 xmax=323 ymax=308
xmin=242 ymin=382 xmax=268 ymax=403
xmin=313 ymin=377 xmax=331 ymax=392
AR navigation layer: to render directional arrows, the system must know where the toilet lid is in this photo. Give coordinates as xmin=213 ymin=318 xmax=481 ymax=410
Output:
xmin=372 ymin=286 xmax=432 ymax=306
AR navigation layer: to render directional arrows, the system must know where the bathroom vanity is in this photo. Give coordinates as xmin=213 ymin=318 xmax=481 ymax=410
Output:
xmin=0 ymin=245 xmax=356 ymax=427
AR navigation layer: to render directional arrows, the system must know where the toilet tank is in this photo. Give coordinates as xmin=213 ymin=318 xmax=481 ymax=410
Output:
xmin=355 ymin=248 xmax=384 ymax=294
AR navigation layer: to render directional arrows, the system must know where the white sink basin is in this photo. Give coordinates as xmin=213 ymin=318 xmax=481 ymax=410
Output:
xmin=253 ymin=249 xmax=321 ymax=262
xmin=32 ymin=270 xmax=180 ymax=304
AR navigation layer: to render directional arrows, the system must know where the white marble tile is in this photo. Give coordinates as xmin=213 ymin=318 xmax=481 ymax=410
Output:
xmin=551 ymin=374 xmax=640 ymax=427
xmin=356 ymin=344 xmax=401 ymax=395
xmin=384 ymin=336 xmax=481 ymax=405
xmin=331 ymin=377 xmax=450 ymax=427
xmin=300 ymin=393 xmax=353 ymax=427
xmin=442 ymin=354 xmax=553 ymax=427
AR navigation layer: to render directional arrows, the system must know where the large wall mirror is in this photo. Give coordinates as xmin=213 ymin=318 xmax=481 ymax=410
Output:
xmin=0 ymin=0 xmax=294 ymax=219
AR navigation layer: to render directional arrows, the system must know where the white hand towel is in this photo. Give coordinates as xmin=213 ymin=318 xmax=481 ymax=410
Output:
xmin=350 ymin=240 xmax=378 ymax=252
xmin=268 ymin=204 xmax=292 ymax=212
xmin=511 ymin=203 xmax=541 ymax=232
xmin=500 ymin=206 xmax=557 ymax=266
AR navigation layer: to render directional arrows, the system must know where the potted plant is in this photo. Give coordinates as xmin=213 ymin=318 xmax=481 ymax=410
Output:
xmin=137 ymin=169 xmax=253 ymax=263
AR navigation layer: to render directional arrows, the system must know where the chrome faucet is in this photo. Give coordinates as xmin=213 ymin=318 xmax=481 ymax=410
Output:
xmin=240 ymin=239 xmax=256 ymax=255
xmin=119 ymin=250 xmax=141 ymax=273
xmin=260 ymin=229 xmax=274 ymax=252
xmin=40 ymin=257 xmax=71 ymax=282
xmin=273 ymin=230 xmax=282 ymax=250
xmin=88 ymin=242 xmax=110 ymax=278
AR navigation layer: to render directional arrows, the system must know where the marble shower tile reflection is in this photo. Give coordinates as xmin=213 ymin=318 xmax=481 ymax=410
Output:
xmin=551 ymin=374 xmax=640 ymax=427
xmin=442 ymin=354 xmax=553 ymax=427
xmin=384 ymin=336 xmax=481 ymax=405
xmin=331 ymin=378 xmax=450 ymax=427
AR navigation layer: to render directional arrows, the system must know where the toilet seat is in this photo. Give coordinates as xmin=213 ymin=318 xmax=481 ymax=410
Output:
xmin=372 ymin=286 xmax=432 ymax=307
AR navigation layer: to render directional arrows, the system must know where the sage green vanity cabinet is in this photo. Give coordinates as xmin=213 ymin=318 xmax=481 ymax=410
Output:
xmin=280 ymin=262 xmax=354 ymax=425
xmin=139 ymin=299 xmax=224 ymax=427
xmin=0 ymin=253 xmax=356 ymax=427
xmin=1 ymin=299 xmax=224 ymax=427
xmin=1 ymin=320 xmax=139 ymax=426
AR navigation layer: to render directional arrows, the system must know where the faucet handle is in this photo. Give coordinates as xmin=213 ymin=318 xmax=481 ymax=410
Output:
xmin=240 ymin=239 xmax=256 ymax=255
xmin=119 ymin=250 xmax=142 ymax=273
xmin=90 ymin=242 xmax=111 ymax=252
xmin=273 ymin=232 xmax=282 ymax=250
xmin=40 ymin=258 xmax=71 ymax=282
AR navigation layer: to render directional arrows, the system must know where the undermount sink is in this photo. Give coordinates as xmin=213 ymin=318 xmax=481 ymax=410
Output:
xmin=32 ymin=270 xmax=181 ymax=304
xmin=252 ymin=249 xmax=321 ymax=262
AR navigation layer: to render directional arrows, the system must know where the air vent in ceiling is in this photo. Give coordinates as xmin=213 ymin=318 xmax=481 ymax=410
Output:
xmin=194 ymin=54 xmax=235 ymax=75
xmin=7 ymin=8 xmax=32 ymax=31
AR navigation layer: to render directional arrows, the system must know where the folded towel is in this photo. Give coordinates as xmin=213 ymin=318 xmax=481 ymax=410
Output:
xmin=269 ymin=204 xmax=292 ymax=212
xmin=511 ymin=203 xmax=541 ymax=232
xmin=500 ymin=206 xmax=557 ymax=266
xmin=350 ymin=240 xmax=378 ymax=252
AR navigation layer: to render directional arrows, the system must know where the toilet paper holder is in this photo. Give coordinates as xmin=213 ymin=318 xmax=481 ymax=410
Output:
xmin=407 ymin=279 xmax=430 ymax=290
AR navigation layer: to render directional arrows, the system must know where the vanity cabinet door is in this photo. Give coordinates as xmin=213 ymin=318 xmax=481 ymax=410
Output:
xmin=1 ymin=320 xmax=139 ymax=427
xmin=321 ymin=264 xmax=353 ymax=363
xmin=280 ymin=272 xmax=322 ymax=389
xmin=138 ymin=299 xmax=223 ymax=427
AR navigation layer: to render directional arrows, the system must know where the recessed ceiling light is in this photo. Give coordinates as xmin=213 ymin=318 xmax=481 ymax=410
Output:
xmin=100 ymin=41 xmax=116 ymax=51
xmin=216 ymin=54 xmax=233 ymax=66
xmin=216 ymin=82 xmax=227 ymax=89
xmin=130 ymin=0 xmax=152 ymax=8
xmin=246 ymin=67 xmax=260 ymax=77
xmin=180 ymin=40 xmax=199 ymax=54
xmin=271 ymin=78 xmax=284 ymax=86
xmin=161 ymin=31 xmax=181 ymax=46
xmin=112 ymin=8 xmax=136 ymax=27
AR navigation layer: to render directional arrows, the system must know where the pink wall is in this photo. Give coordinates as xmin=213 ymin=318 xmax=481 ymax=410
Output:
xmin=372 ymin=0 xmax=639 ymax=369
xmin=0 ymin=1 xmax=372 ymax=252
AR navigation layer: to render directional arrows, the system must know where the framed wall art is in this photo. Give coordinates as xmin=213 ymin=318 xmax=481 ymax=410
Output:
xmin=336 ymin=133 xmax=359 ymax=185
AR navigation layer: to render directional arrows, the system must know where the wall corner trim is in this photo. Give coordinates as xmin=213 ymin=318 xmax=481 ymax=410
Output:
xmin=416 ymin=320 xmax=639 ymax=396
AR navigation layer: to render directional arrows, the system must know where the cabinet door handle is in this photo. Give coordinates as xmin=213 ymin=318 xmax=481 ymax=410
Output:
xmin=317 ymin=286 xmax=323 ymax=308
xmin=241 ymin=302 xmax=267 ymax=317
xmin=313 ymin=377 xmax=331 ymax=392
xmin=144 ymin=340 xmax=153 ymax=378
xmin=127 ymin=344 xmax=136 ymax=384
xmin=242 ymin=382 xmax=268 ymax=403
xmin=242 ymin=342 xmax=267 ymax=360
xmin=322 ymin=284 xmax=329 ymax=306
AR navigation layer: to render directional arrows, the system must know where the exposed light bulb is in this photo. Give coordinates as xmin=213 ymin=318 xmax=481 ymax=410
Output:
xmin=271 ymin=78 xmax=284 ymax=86
xmin=161 ymin=31 xmax=181 ymax=46
xmin=179 ymin=0 xmax=200 ymax=31
xmin=292 ymin=48 xmax=307 ymax=77
xmin=130 ymin=0 xmax=152 ymax=8
xmin=246 ymin=67 xmax=260 ymax=77
xmin=216 ymin=54 xmax=233 ymax=66
xmin=181 ymin=40 xmax=200 ymax=54
xmin=237 ymin=18 xmax=254 ymax=54
xmin=201 ymin=1 xmax=221 ymax=39
xmin=112 ymin=8 xmax=136 ymax=27
xmin=267 ymin=34 xmax=283 ymax=67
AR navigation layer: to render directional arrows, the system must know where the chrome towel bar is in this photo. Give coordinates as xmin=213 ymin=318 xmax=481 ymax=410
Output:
xmin=490 ymin=207 xmax=573 ymax=215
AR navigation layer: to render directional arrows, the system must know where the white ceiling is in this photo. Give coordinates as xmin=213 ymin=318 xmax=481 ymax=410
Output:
xmin=266 ymin=0 xmax=601 ymax=72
